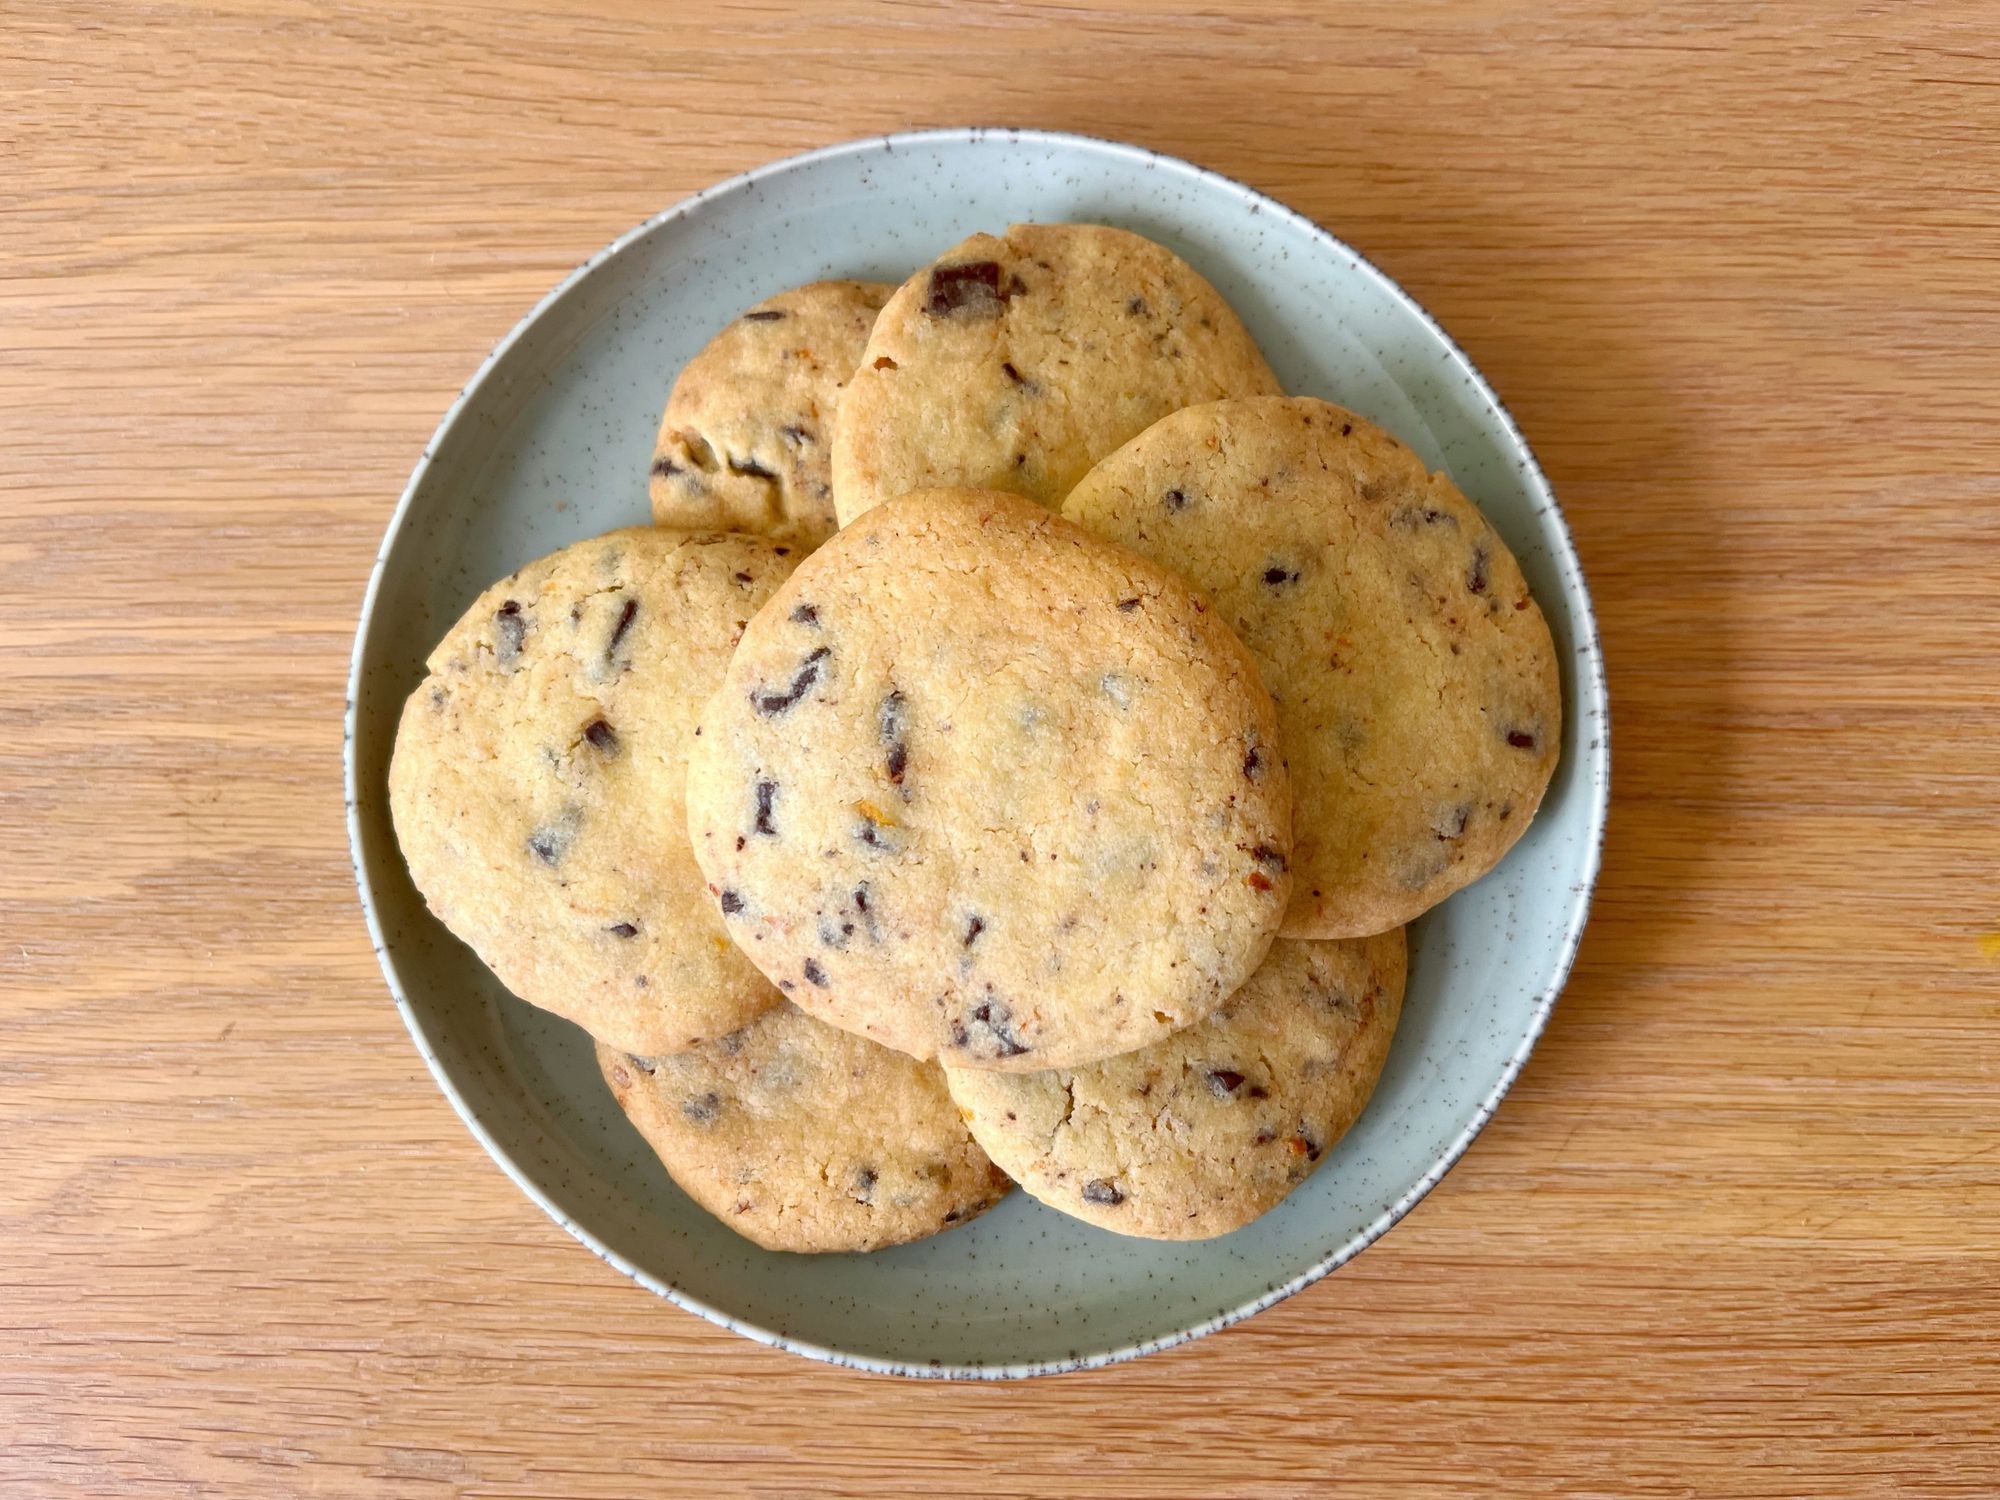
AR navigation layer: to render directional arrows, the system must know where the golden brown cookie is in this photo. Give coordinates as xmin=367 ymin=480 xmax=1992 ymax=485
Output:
xmin=389 ymin=528 xmax=793 ymax=1055
xmin=1063 ymin=397 xmax=1561 ymax=937
xmin=684 ymin=488 xmax=1292 ymax=1071
xmin=831 ymin=223 xmax=1278 ymax=524
xmin=651 ymin=280 xmax=893 ymax=546
xmin=946 ymin=929 xmax=1405 ymax=1240
xmin=599 ymin=1004 xmax=1011 ymax=1253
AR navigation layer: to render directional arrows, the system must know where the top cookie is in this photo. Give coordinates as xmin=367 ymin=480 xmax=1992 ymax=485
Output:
xmin=1063 ymin=397 xmax=1561 ymax=937
xmin=831 ymin=224 xmax=1279 ymax=525
xmin=389 ymin=528 xmax=794 ymax=1056
xmin=651 ymin=280 xmax=893 ymax=547
xmin=684 ymin=487 xmax=1293 ymax=1072
xmin=946 ymin=928 xmax=1406 ymax=1240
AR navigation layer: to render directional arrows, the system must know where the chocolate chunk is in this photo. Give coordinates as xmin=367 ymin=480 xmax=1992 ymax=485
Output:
xmin=1246 ymin=871 xmax=1274 ymax=893
xmin=802 ymin=957 xmax=829 ymax=988
xmin=964 ymin=915 xmax=985 ymax=947
xmin=879 ymin=689 xmax=909 ymax=785
xmin=923 ymin=260 xmax=1006 ymax=317
xmin=1467 ymin=544 xmax=1490 ymax=595
xmin=1163 ymin=488 xmax=1189 ymax=512
xmin=853 ymin=1166 xmax=877 ymax=1203
xmin=682 ymin=1092 xmax=721 ymax=1124
xmin=741 ymin=309 xmax=786 ymax=322
xmin=582 ymin=718 xmax=619 ymax=754
xmin=1116 ymin=597 xmax=1141 ymax=612
xmin=732 ymin=570 xmax=753 ymax=584
xmin=1243 ymin=745 xmax=1265 ymax=781
xmin=526 ymin=811 xmax=579 ymax=866
xmin=606 ymin=921 xmax=639 ymax=939
xmin=650 ymin=455 xmax=683 ymax=479
xmin=1206 ymin=1068 xmax=1246 ymax=1097
xmin=1126 ymin=295 xmax=1150 ymax=316
xmin=605 ymin=598 xmax=638 ymax=661
xmin=789 ymin=603 xmax=819 ymax=626
xmin=872 ymin=355 xmax=898 ymax=370
xmin=1263 ymin=565 xmax=1300 ymax=587
xmin=728 ymin=456 xmax=778 ymax=482
xmin=1000 ymin=360 xmax=1041 ymax=395
xmin=1082 ymin=1179 xmax=1125 ymax=1206
xmin=494 ymin=600 xmax=526 ymax=662
xmin=1506 ymin=728 xmax=1539 ymax=750
xmin=752 ymin=646 xmax=830 ymax=715
xmin=952 ymin=996 xmax=1030 ymax=1058
xmin=855 ymin=815 xmax=903 ymax=853
xmin=1248 ymin=843 xmax=1287 ymax=871
xmin=1434 ymin=802 xmax=1473 ymax=840
xmin=753 ymin=779 xmax=779 ymax=836
xmin=718 ymin=889 xmax=744 ymax=916
xmin=1247 ymin=1084 xmax=1270 ymax=1100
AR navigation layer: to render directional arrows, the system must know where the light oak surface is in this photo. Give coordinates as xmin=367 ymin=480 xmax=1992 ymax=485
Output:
xmin=4 ymin=2 xmax=1997 ymax=1495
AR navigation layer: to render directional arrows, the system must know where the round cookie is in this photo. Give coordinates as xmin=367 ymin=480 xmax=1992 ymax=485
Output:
xmin=831 ymin=223 xmax=1279 ymax=525
xmin=946 ymin=928 xmax=1406 ymax=1240
xmin=684 ymin=487 xmax=1293 ymax=1072
xmin=651 ymin=280 xmax=893 ymax=547
xmin=389 ymin=528 xmax=796 ymax=1057
xmin=1062 ymin=397 xmax=1561 ymax=938
xmin=597 ymin=1004 xmax=1012 ymax=1253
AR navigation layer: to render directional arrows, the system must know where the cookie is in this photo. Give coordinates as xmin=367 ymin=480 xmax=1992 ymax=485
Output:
xmin=1063 ymin=397 xmax=1561 ymax=938
xmin=651 ymin=280 xmax=893 ymax=546
xmin=946 ymin=928 xmax=1405 ymax=1240
xmin=597 ymin=1004 xmax=1012 ymax=1253
xmin=831 ymin=223 xmax=1279 ymax=525
xmin=389 ymin=528 xmax=796 ymax=1056
xmin=684 ymin=487 xmax=1293 ymax=1072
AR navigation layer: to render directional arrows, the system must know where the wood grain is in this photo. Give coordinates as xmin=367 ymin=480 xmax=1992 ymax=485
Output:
xmin=4 ymin=1 xmax=1998 ymax=1494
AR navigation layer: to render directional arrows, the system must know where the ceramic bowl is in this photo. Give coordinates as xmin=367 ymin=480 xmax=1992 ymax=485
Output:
xmin=346 ymin=127 xmax=1609 ymax=1378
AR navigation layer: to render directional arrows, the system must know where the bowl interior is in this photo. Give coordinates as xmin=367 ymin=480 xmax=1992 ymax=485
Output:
xmin=348 ymin=129 xmax=1608 ymax=1376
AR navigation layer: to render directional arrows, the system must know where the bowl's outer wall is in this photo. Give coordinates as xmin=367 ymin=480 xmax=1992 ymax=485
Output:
xmin=347 ymin=129 xmax=1609 ymax=1377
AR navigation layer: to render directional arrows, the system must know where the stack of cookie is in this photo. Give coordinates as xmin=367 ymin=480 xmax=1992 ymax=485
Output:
xmin=389 ymin=224 xmax=1560 ymax=1253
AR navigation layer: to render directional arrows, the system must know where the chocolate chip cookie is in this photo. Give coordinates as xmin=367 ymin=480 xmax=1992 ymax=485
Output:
xmin=683 ymin=487 xmax=1293 ymax=1071
xmin=831 ymin=224 xmax=1278 ymax=525
xmin=946 ymin=928 xmax=1405 ymax=1240
xmin=388 ymin=528 xmax=795 ymax=1056
xmin=651 ymin=280 xmax=893 ymax=547
xmin=598 ymin=1003 xmax=1012 ymax=1253
xmin=1063 ymin=397 xmax=1561 ymax=937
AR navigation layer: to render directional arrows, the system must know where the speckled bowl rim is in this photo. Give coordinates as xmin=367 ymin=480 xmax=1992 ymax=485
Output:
xmin=346 ymin=125 xmax=1611 ymax=1380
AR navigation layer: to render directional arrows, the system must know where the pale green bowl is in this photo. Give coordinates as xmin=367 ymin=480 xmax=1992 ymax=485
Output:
xmin=346 ymin=128 xmax=1610 ymax=1378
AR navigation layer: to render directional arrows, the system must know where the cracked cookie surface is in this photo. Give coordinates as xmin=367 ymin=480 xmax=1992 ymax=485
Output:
xmin=945 ymin=928 xmax=1405 ymax=1239
xmin=831 ymin=223 xmax=1278 ymax=525
xmin=389 ymin=528 xmax=795 ymax=1055
xmin=651 ymin=280 xmax=893 ymax=547
xmin=684 ymin=487 xmax=1293 ymax=1071
xmin=598 ymin=1003 xmax=1011 ymax=1253
xmin=1063 ymin=397 xmax=1561 ymax=938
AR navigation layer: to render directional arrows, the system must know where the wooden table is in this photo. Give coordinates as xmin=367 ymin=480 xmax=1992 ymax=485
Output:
xmin=6 ymin=2 xmax=1997 ymax=1494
